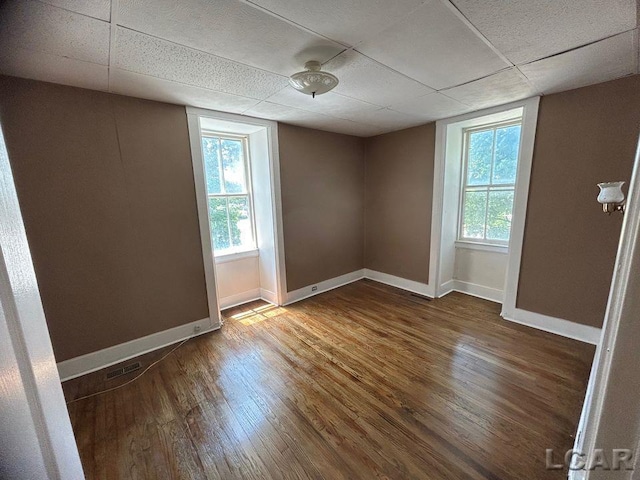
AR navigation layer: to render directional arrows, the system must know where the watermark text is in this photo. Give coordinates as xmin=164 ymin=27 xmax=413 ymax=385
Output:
xmin=546 ymin=448 xmax=634 ymax=471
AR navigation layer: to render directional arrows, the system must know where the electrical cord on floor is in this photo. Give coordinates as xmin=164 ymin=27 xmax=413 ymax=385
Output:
xmin=65 ymin=337 xmax=191 ymax=405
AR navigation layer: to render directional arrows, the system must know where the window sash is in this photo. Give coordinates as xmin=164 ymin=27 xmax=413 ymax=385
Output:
xmin=201 ymin=132 xmax=257 ymax=256
xmin=202 ymin=132 xmax=250 ymax=195
xmin=460 ymin=186 xmax=515 ymax=245
xmin=462 ymin=183 xmax=516 ymax=191
xmin=458 ymin=120 xmax=521 ymax=245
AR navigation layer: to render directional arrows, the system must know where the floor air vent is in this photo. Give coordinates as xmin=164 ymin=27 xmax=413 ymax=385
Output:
xmin=106 ymin=361 xmax=141 ymax=380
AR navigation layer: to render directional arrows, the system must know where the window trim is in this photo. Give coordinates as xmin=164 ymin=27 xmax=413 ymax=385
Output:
xmin=457 ymin=119 xmax=522 ymax=246
xmin=454 ymin=240 xmax=509 ymax=254
xmin=429 ymin=96 xmax=539 ymax=311
xmin=214 ymin=248 xmax=259 ymax=264
xmin=187 ymin=107 xmax=287 ymax=322
xmin=201 ymin=131 xmax=258 ymax=257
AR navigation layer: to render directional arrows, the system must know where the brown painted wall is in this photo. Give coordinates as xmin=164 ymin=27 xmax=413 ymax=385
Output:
xmin=278 ymin=123 xmax=365 ymax=292
xmin=517 ymin=75 xmax=640 ymax=328
xmin=0 ymin=76 xmax=209 ymax=361
xmin=364 ymin=124 xmax=435 ymax=284
xmin=3 ymin=72 xmax=636 ymax=362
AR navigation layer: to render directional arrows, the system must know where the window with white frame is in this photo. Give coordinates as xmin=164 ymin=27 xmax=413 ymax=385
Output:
xmin=459 ymin=120 xmax=522 ymax=244
xmin=201 ymin=133 xmax=256 ymax=256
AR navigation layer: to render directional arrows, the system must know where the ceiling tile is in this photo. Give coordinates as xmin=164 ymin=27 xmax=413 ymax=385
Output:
xmin=519 ymin=31 xmax=637 ymax=95
xmin=118 ymin=0 xmax=343 ymax=76
xmin=341 ymin=107 xmax=430 ymax=129
xmin=244 ymin=101 xmax=327 ymax=122
xmin=302 ymin=117 xmax=388 ymax=137
xmin=452 ymin=0 xmax=637 ymax=65
xmin=357 ymin=0 xmax=508 ymax=90
xmin=39 ymin=0 xmax=111 ymax=21
xmin=115 ymin=28 xmax=289 ymax=100
xmin=0 ymin=0 xmax=110 ymax=65
xmin=390 ymin=92 xmax=473 ymax=120
xmin=323 ymin=50 xmax=434 ymax=107
xmin=443 ymin=68 xmax=538 ymax=109
xmin=243 ymin=0 xmax=425 ymax=46
xmin=316 ymin=120 xmax=387 ymax=137
xmin=109 ymin=69 xmax=262 ymax=114
xmin=265 ymin=87 xmax=381 ymax=121
xmin=246 ymin=101 xmax=385 ymax=136
xmin=0 ymin=47 xmax=109 ymax=91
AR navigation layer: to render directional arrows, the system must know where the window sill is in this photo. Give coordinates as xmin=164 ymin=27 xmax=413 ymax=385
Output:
xmin=214 ymin=249 xmax=259 ymax=264
xmin=455 ymin=241 xmax=509 ymax=254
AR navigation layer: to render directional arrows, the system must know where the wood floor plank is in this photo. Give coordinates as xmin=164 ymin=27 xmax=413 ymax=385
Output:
xmin=65 ymin=280 xmax=593 ymax=479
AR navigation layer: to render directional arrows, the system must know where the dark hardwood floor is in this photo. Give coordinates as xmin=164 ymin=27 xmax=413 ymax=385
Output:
xmin=64 ymin=280 xmax=594 ymax=479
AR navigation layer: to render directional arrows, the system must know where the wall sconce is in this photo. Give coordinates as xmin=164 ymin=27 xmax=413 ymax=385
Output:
xmin=597 ymin=181 xmax=626 ymax=214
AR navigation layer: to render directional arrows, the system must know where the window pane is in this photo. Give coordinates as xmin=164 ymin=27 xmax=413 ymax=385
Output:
xmin=462 ymin=190 xmax=487 ymax=239
xmin=493 ymin=125 xmax=521 ymax=185
xmin=202 ymin=138 xmax=222 ymax=194
xmin=208 ymin=197 xmax=230 ymax=251
xmin=486 ymin=189 xmax=514 ymax=241
xmin=467 ymin=130 xmax=493 ymax=186
xmin=221 ymin=139 xmax=247 ymax=194
xmin=228 ymin=196 xmax=254 ymax=249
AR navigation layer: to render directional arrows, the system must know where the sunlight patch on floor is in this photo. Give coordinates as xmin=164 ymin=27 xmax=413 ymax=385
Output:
xmin=231 ymin=303 xmax=287 ymax=325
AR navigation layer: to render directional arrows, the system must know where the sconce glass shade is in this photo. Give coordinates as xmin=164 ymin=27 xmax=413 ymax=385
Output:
xmin=289 ymin=61 xmax=339 ymax=98
xmin=597 ymin=181 xmax=625 ymax=204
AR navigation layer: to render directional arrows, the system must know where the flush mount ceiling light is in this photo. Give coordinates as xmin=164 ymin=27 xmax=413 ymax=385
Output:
xmin=289 ymin=60 xmax=339 ymax=98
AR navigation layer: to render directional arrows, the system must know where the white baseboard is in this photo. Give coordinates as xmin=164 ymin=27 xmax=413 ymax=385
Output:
xmin=283 ymin=269 xmax=434 ymax=306
xmin=437 ymin=279 xmax=456 ymax=297
xmin=248 ymin=269 xmax=600 ymax=347
xmin=218 ymin=288 xmax=262 ymax=310
xmin=452 ymin=280 xmax=503 ymax=304
xmin=57 ymin=317 xmax=218 ymax=382
xmin=367 ymin=271 xmax=598 ymax=345
xmin=364 ymin=269 xmax=434 ymax=297
xmin=260 ymin=288 xmax=278 ymax=305
xmin=284 ymin=269 xmax=365 ymax=305
xmin=502 ymin=308 xmax=601 ymax=345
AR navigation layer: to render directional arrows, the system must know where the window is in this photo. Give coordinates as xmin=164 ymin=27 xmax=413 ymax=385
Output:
xmin=201 ymin=133 xmax=256 ymax=256
xmin=459 ymin=120 xmax=522 ymax=244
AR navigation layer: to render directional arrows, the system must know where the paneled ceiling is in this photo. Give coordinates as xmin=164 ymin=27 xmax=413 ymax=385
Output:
xmin=0 ymin=0 xmax=637 ymax=137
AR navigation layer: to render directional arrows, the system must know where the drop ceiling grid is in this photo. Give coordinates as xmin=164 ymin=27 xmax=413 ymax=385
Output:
xmin=107 ymin=0 xmax=118 ymax=90
xmin=109 ymin=68 xmax=264 ymax=113
xmin=109 ymin=1 xmax=448 ymax=115
xmin=0 ymin=0 xmax=111 ymax=66
xmin=0 ymin=46 xmax=110 ymax=91
xmin=518 ymin=30 xmax=638 ymax=95
xmin=114 ymin=27 xmax=292 ymax=99
xmin=107 ymin=25 xmax=407 ymax=131
xmin=116 ymin=0 xmax=347 ymax=77
xmin=241 ymin=0 xmax=429 ymax=48
xmin=0 ymin=0 xmax=637 ymax=137
xmin=37 ymin=0 xmax=112 ymax=22
xmin=109 ymin=0 xmax=528 ymax=107
xmin=105 ymin=24 xmax=424 ymax=135
xmin=111 ymin=0 xmax=640 ymax=94
xmin=449 ymin=0 xmax=637 ymax=65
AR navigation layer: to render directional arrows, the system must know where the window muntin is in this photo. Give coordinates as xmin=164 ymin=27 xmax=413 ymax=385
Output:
xmin=201 ymin=133 xmax=256 ymax=256
xmin=459 ymin=120 xmax=522 ymax=245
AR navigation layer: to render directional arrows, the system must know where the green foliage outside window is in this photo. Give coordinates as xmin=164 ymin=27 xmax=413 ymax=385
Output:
xmin=461 ymin=123 xmax=521 ymax=242
xmin=202 ymin=136 xmax=253 ymax=253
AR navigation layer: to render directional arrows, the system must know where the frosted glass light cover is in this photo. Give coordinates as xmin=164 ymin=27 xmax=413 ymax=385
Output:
xmin=597 ymin=181 xmax=625 ymax=204
xmin=289 ymin=61 xmax=339 ymax=97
